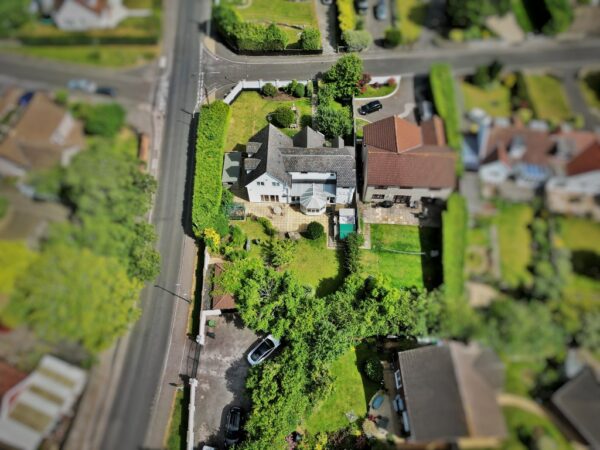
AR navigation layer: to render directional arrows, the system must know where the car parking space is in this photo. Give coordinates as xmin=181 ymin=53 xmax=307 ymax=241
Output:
xmin=354 ymin=75 xmax=416 ymax=124
xmin=362 ymin=0 xmax=394 ymax=48
xmin=194 ymin=314 xmax=260 ymax=448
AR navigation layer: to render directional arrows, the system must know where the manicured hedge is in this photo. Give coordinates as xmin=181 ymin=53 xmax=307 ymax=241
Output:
xmin=442 ymin=194 xmax=468 ymax=301
xmin=336 ymin=0 xmax=357 ymax=33
xmin=542 ymin=0 xmax=573 ymax=35
xmin=192 ymin=101 xmax=231 ymax=237
xmin=430 ymin=63 xmax=463 ymax=170
xmin=300 ymin=27 xmax=321 ymax=51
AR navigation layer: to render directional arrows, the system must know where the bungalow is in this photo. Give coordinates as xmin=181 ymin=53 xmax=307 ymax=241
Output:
xmin=389 ymin=342 xmax=507 ymax=447
xmin=0 ymin=89 xmax=85 ymax=178
xmin=241 ymin=125 xmax=356 ymax=216
xmin=361 ymin=115 xmax=457 ymax=207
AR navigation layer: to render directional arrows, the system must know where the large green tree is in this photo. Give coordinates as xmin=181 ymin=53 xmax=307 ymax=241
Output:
xmin=78 ymin=103 xmax=126 ymax=138
xmin=324 ymin=53 xmax=363 ymax=100
xmin=6 ymin=245 xmax=140 ymax=353
xmin=446 ymin=0 xmax=510 ymax=28
xmin=315 ymin=105 xmax=352 ymax=138
xmin=0 ymin=0 xmax=30 ymax=38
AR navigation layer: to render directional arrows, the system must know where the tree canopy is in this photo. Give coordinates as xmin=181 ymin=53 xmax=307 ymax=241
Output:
xmin=315 ymin=105 xmax=352 ymax=138
xmin=324 ymin=54 xmax=364 ymax=100
xmin=6 ymin=245 xmax=140 ymax=353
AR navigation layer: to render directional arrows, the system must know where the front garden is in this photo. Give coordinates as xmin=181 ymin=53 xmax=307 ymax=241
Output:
xmin=461 ymin=81 xmax=511 ymax=118
xmin=520 ymin=73 xmax=573 ymax=123
xmin=579 ymin=69 xmax=600 ymax=111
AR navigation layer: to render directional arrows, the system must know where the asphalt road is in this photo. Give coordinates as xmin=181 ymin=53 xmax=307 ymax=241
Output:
xmin=99 ymin=0 xmax=206 ymax=448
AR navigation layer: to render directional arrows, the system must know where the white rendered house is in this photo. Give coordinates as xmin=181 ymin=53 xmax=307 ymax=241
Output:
xmin=241 ymin=125 xmax=356 ymax=215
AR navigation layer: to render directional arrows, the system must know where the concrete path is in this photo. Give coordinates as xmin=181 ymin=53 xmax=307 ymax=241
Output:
xmin=314 ymin=0 xmax=337 ymax=55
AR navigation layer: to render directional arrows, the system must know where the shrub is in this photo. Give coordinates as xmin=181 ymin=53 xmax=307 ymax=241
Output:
xmin=306 ymin=80 xmax=314 ymax=98
xmin=306 ymin=221 xmax=325 ymax=240
xmin=517 ymin=107 xmax=533 ymax=124
xmin=230 ymin=225 xmax=246 ymax=248
xmin=317 ymin=83 xmax=336 ymax=105
xmin=293 ymin=83 xmax=306 ymax=98
xmin=336 ymin=0 xmax=357 ymax=33
xmin=256 ymin=217 xmax=277 ymax=237
xmin=342 ymin=29 xmax=372 ymax=52
xmin=266 ymin=238 xmax=296 ymax=267
xmin=448 ymin=28 xmax=464 ymax=42
xmin=324 ymin=53 xmax=364 ymax=100
xmin=542 ymin=0 xmax=573 ymax=35
xmin=264 ymin=23 xmax=288 ymax=50
xmin=315 ymin=105 xmax=352 ymax=138
xmin=384 ymin=27 xmax=402 ymax=47
xmin=572 ymin=114 xmax=584 ymax=129
xmin=54 ymin=89 xmax=68 ymax=106
xmin=262 ymin=82 xmax=278 ymax=97
xmin=0 ymin=195 xmax=8 ymax=220
xmin=442 ymin=194 xmax=467 ymax=301
xmin=300 ymin=27 xmax=321 ymax=50
xmin=430 ymin=64 xmax=463 ymax=156
xmin=387 ymin=77 xmax=397 ymax=87
xmin=80 ymin=103 xmax=126 ymax=137
xmin=272 ymin=106 xmax=296 ymax=128
xmin=192 ymin=101 xmax=231 ymax=237
xmin=343 ymin=232 xmax=364 ymax=274
xmin=363 ymin=357 xmax=383 ymax=382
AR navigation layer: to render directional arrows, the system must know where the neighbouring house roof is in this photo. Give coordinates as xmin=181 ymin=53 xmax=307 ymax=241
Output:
xmin=0 ymin=361 xmax=27 ymax=399
xmin=547 ymin=170 xmax=600 ymax=195
xmin=552 ymin=367 xmax=600 ymax=449
xmin=363 ymin=115 xmax=456 ymax=189
xmin=398 ymin=342 xmax=506 ymax=443
xmin=55 ymin=0 xmax=109 ymax=16
xmin=566 ymin=140 xmax=600 ymax=176
xmin=242 ymin=125 xmax=356 ymax=188
xmin=0 ymin=90 xmax=85 ymax=173
xmin=482 ymin=126 xmax=556 ymax=167
xmin=212 ymin=264 xmax=236 ymax=310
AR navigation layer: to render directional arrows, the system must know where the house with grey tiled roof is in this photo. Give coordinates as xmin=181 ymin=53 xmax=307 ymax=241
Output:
xmin=241 ymin=125 xmax=356 ymax=215
xmin=390 ymin=342 xmax=507 ymax=447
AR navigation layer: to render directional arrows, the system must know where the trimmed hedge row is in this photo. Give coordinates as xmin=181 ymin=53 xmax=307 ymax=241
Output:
xmin=442 ymin=194 xmax=467 ymax=301
xmin=542 ymin=0 xmax=573 ymax=35
xmin=213 ymin=5 xmax=321 ymax=52
xmin=192 ymin=101 xmax=231 ymax=237
xmin=430 ymin=63 xmax=463 ymax=172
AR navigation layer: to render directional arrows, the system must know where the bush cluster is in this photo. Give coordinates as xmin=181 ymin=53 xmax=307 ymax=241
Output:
xmin=256 ymin=216 xmax=277 ymax=237
xmin=272 ymin=106 xmax=296 ymax=128
xmin=341 ymin=29 xmax=372 ymax=52
xmin=336 ymin=0 xmax=357 ymax=32
xmin=192 ymin=101 xmax=231 ymax=237
xmin=285 ymin=80 xmax=305 ymax=98
xmin=363 ymin=357 xmax=383 ymax=383
xmin=76 ymin=103 xmax=126 ymax=138
xmin=305 ymin=221 xmax=325 ymax=240
xmin=385 ymin=27 xmax=402 ymax=47
xmin=542 ymin=0 xmax=573 ymax=35
xmin=262 ymin=82 xmax=278 ymax=97
xmin=429 ymin=64 xmax=463 ymax=157
xmin=213 ymin=5 xmax=321 ymax=52
xmin=442 ymin=194 xmax=467 ymax=301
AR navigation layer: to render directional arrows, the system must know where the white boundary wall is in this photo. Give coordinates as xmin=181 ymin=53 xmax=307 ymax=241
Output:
xmin=223 ymin=79 xmax=311 ymax=105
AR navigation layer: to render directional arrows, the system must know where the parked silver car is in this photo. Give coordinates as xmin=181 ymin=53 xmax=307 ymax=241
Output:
xmin=67 ymin=79 xmax=97 ymax=93
xmin=247 ymin=335 xmax=281 ymax=366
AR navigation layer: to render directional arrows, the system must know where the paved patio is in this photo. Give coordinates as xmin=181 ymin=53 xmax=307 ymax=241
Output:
xmin=236 ymin=197 xmax=329 ymax=233
xmin=359 ymin=202 xmax=441 ymax=227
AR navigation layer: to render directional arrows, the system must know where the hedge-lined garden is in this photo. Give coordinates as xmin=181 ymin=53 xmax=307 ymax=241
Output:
xmin=192 ymin=101 xmax=231 ymax=237
xmin=213 ymin=4 xmax=321 ymax=52
xmin=442 ymin=194 xmax=467 ymax=301
xmin=430 ymin=64 xmax=463 ymax=168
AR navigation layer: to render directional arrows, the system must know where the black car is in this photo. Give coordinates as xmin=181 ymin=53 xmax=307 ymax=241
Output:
xmin=224 ymin=406 xmax=243 ymax=446
xmin=379 ymin=200 xmax=393 ymax=208
xmin=95 ymin=86 xmax=117 ymax=97
xmin=359 ymin=100 xmax=383 ymax=115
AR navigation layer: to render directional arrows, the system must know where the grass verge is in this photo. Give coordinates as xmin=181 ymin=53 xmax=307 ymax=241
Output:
xmin=495 ymin=203 xmax=533 ymax=289
xmin=522 ymin=74 xmax=572 ymax=122
xmin=461 ymin=81 xmax=511 ymax=117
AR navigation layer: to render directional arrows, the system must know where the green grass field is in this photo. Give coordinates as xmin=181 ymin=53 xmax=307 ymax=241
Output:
xmin=303 ymin=345 xmax=380 ymax=434
xmin=496 ymin=203 xmax=533 ymax=289
xmin=362 ymin=224 xmax=441 ymax=290
xmin=502 ymin=407 xmax=572 ymax=450
xmin=224 ymin=91 xmax=312 ymax=153
xmin=1 ymin=45 xmax=158 ymax=68
xmin=579 ymin=71 xmax=600 ymax=111
xmin=395 ymin=0 xmax=426 ymax=43
xmin=522 ymin=74 xmax=573 ymax=122
xmin=461 ymin=81 xmax=512 ymax=117
xmin=166 ymin=391 xmax=185 ymax=450
xmin=355 ymin=118 xmax=369 ymax=138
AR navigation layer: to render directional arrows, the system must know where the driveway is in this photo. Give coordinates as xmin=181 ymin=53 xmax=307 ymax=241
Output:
xmin=362 ymin=0 xmax=393 ymax=49
xmin=314 ymin=0 xmax=338 ymax=54
xmin=354 ymin=75 xmax=416 ymax=124
xmin=194 ymin=314 xmax=260 ymax=448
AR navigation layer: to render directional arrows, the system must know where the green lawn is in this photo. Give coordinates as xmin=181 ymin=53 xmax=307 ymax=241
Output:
xmin=579 ymin=71 xmax=600 ymax=111
xmin=357 ymin=83 xmax=396 ymax=99
xmin=224 ymin=91 xmax=313 ymax=153
xmin=1 ymin=45 xmax=159 ymax=68
xmin=522 ymin=74 xmax=573 ymax=122
xmin=226 ymin=0 xmax=318 ymax=46
xmin=362 ymin=224 xmax=441 ymax=290
xmin=234 ymin=218 xmax=343 ymax=296
xmin=303 ymin=345 xmax=380 ymax=434
xmin=461 ymin=81 xmax=512 ymax=117
xmin=166 ymin=391 xmax=185 ymax=450
xmin=394 ymin=0 xmax=426 ymax=43
xmin=495 ymin=203 xmax=533 ymax=289
xmin=466 ymin=222 xmax=491 ymax=276
xmin=502 ymin=407 xmax=572 ymax=450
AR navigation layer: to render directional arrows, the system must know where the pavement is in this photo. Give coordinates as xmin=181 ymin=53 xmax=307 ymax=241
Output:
xmin=194 ymin=314 xmax=259 ymax=448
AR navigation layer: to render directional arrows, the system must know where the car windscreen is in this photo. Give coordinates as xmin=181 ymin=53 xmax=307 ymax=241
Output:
xmin=250 ymin=339 xmax=275 ymax=361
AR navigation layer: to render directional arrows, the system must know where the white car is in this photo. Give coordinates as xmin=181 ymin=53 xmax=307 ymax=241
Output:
xmin=67 ymin=79 xmax=97 ymax=93
xmin=247 ymin=335 xmax=280 ymax=366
